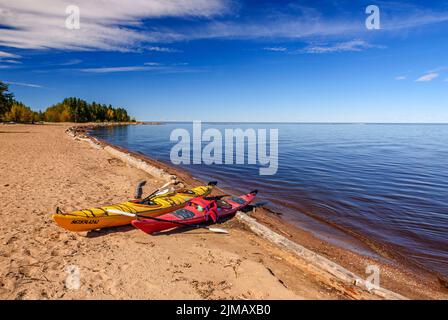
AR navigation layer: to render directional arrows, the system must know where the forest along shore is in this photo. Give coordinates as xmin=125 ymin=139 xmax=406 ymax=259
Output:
xmin=0 ymin=123 xmax=446 ymax=300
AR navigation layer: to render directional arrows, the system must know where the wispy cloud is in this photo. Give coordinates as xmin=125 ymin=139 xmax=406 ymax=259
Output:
xmin=172 ymin=4 xmax=448 ymax=42
xmin=395 ymin=76 xmax=407 ymax=81
xmin=428 ymin=66 xmax=448 ymax=73
xmin=147 ymin=46 xmax=181 ymax=53
xmin=301 ymin=40 xmax=383 ymax=54
xmin=1 ymin=1 xmax=448 ymax=53
xmin=0 ymin=0 xmax=229 ymax=51
xmin=381 ymin=3 xmax=448 ymax=30
xmin=416 ymin=72 xmax=439 ymax=82
xmin=187 ymin=18 xmax=360 ymax=41
xmin=6 ymin=81 xmax=43 ymax=88
xmin=80 ymin=64 xmax=202 ymax=74
xmin=0 ymin=2 xmax=362 ymax=51
xmin=60 ymin=59 xmax=83 ymax=66
xmin=263 ymin=47 xmax=288 ymax=52
xmin=0 ymin=51 xmax=20 ymax=58
xmin=0 ymin=59 xmax=22 ymax=64
xmin=81 ymin=66 xmax=156 ymax=73
xmin=144 ymin=62 xmax=162 ymax=66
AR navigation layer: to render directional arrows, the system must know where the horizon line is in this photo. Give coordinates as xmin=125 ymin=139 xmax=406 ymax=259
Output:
xmin=139 ymin=121 xmax=448 ymax=125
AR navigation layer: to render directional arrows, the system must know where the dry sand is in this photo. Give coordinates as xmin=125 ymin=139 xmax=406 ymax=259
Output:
xmin=0 ymin=123 xmax=446 ymax=300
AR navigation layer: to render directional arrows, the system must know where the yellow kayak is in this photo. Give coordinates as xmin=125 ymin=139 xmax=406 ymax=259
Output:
xmin=52 ymin=182 xmax=216 ymax=232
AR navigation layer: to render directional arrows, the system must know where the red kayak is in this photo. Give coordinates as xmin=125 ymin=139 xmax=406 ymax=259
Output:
xmin=131 ymin=190 xmax=258 ymax=234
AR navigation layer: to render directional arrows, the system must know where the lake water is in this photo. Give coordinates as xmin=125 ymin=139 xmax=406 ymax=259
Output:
xmin=93 ymin=123 xmax=448 ymax=276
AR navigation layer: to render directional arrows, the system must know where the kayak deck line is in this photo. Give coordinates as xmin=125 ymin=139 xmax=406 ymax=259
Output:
xmin=236 ymin=212 xmax=408 ymax=300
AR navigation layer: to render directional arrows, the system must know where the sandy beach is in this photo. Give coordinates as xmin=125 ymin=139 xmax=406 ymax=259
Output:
xmin=0 ymin=123 xmax=446 ymax=300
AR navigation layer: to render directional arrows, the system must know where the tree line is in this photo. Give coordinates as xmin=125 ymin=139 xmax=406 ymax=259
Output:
xmin=0 ymin=80 xmax=134 ymax=123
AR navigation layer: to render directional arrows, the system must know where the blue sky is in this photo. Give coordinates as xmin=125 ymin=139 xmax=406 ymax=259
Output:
xmin=1 ymin=0 xmax=448 ymax=122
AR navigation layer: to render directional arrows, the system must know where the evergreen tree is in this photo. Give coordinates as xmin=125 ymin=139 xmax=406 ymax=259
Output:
xmin=0 ymin=81 xmax=14 ymax=119
xmin=42 ymin=97 xmax=132 ymax=122
xmin=1 ymin=81 xmax=134 ymax=123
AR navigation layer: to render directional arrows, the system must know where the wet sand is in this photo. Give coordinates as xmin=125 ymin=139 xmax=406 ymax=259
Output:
xmin=0 ymin=123 xmax=446 ymax=299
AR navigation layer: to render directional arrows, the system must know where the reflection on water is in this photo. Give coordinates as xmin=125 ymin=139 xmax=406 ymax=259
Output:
xmin=94 ymin=123 xmax=448 ymax=276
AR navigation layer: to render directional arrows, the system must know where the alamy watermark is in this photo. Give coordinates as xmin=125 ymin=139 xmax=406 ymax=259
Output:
xmin=65 ymin=5 xmax=80 ymax=30
xmin=65 ymin=264 xmax=80 ymax=290
xmin=170 ymin=121 xmax=278 ymax=175
xmin=365 ymin=264 xmax=381 ymax=291
xmin=354 ymin=265 xmax=381 ymax=292
xmin=366 ymin=5 xmax=381 ymax=30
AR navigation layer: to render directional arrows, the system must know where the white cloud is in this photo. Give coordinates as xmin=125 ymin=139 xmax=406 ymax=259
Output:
xmin=6 ymin=81 xmax=43 ymax=88
xmin=263 ymin=47 xmax=288 ymax=52
xmin=81 ymin=66 xmax=157 ymax=73
xmin=301 ymin=40 xmax=383 ymax=54
xmin=0 ymin=2 xmax=392 ymax=53
xmin=0 ymin=51 xmax=20 ymax=58
xmin=188 ymin=18 xmax=360 ymax=41
xmin=147 ymin=46 xmax=181 ymax=53
xmin=416 ymin=72 xmax=439 ymax=82
xmin=383 ymin=5 xmax=448 ymax=30
xmin=0 ymin=59 xmax=22 ymax=64
xmin=60 ymin=59 xmax=83 ymax=66
xmin=428 ymin=66 xmax=448 ymax=73
xmin=179 ymin=5 xmax=448 ymax=41
xmin=81 ymin=64 xmax=203 ymax=74
xmin=144 ymin=62 xmax=162 ymax=66
xmin=0 ymin=0 xmax=229 ymax=51
xmin=1 ymin=1 xmax=447 ymax=54
xmin=395 ymin=76 xmax=407 ymax=80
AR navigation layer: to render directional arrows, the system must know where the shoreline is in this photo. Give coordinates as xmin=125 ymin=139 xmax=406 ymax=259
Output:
xmin=84 ymin=125 xmax=448 ymax=293
xmin=0 ymin=122 xmax=445 ymax=299
xmin=78 ymin=123 xmax=447 ymax=298
xmin=80 ymin=123 xmax=420 ymax=269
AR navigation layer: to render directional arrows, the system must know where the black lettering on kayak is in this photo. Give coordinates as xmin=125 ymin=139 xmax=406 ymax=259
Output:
xmin=71 ymin=219 xmax=99 ymax=224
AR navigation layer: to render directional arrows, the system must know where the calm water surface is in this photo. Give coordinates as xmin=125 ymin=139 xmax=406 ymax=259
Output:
xmin=94 ymin=123 xmax=448 ymax=276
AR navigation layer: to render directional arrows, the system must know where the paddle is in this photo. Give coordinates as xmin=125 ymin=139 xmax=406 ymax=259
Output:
xmin=107 ymin=209 xmax=229 ymax=234
xmin=204 ymin=194 xmax=230 ymax=201
xmin=141 ymin=180 xmax=216 ymax=202
xmin=141 ymin=181 xmax=174 ymax=202
xmin=134 ymin=180 xmax=147 ymax=199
